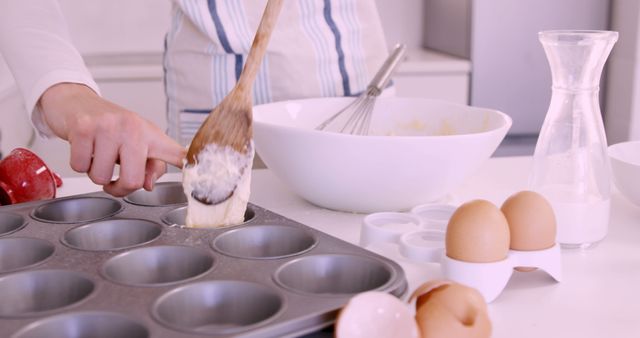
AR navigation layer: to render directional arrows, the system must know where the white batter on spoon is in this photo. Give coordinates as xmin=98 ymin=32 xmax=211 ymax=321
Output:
xmin=182 ymin=142 xmax=254 ymax=228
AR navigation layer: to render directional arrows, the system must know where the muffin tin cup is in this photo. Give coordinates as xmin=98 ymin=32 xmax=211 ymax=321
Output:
xmin=0 ymin=212 xmax=26 ymax=236
xmin=274 ymin=254 xmax=396 ymax=296
xmin=124 ymin=182 xmax=187 ymax=207
xmin=62 ymin=219 xmax=162 ymax=251
xmin=102 ymin=245 xmax=215 ymax=287
xmin=161 ymin=205 xmax=256 ymax=227
xmin=11 ymin=311 xmax=149 ymax=338
xmin=152 ymin=280 xmax=284 ymax=335
xmin=212 ymin=225 xmax=317 ymax=259
xmin=31 ymin=197 xmax=122 ymax=223
xmin=0 ymin=270 xmax=95 ymax=318
xmin=0 ymin=190 xmax=408 ymax=337
xmin=0 ymin=237 xmax=55 ymax=273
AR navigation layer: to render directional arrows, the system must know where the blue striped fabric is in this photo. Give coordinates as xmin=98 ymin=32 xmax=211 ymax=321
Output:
xmin=233 ymin=54 xmax=243 ymax=81
xmin=342 ymin=0 xmax=366 ymax=91
xmin=225 ymin=0 xmax=271 ymax=104
xmin=182 ymin=0 xmax=207 ymax=39
xmin=299 ymin=0 xmax=338 ymax=97
xmin=323 ymin=0 xmax=351 ymax=96
xmin=207 ymin=0 xmax=273 ymax=103
xmin=207 ymin=0 xmax=233 ymax=53
xmin=164 ymin=5 xmax=184 ymax=142
xmin=183 ymin=109 xmax=211 ymax=114
xmin=208 ymin=0 xmax=243 ymax=81
xmin=211 ymin=53 xmax=229 ymax=107
xmin=164 ymin=0 xmax=389 ymax=145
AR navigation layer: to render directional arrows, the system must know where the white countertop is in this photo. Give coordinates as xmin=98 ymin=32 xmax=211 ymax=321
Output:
xmin=58 ymin=156 xmax=640 ymax=338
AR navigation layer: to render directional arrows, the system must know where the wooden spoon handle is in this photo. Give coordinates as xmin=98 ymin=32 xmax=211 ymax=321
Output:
xmin=236 ymin=0 xmax=284 ymax=94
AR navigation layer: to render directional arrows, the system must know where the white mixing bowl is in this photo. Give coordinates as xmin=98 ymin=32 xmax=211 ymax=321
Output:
xmin=253 ymin=97 xmax=512 ymax=213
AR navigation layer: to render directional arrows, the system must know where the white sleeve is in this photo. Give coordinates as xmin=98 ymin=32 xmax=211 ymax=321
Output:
xmin=0 ymin=0 xmax=100 ymax=137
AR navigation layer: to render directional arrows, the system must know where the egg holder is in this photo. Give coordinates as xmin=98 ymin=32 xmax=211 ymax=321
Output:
xmin=360 ymin=203 xmax=562 ymax=303
xmin=0 ymin=182 xmax=408 ymax=338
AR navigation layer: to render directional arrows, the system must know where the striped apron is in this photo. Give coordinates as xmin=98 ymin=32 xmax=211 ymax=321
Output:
xmin=164 ymin=0 xmax=388 ymax=145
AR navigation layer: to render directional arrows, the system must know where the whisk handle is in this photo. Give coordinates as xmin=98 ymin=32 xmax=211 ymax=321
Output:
xmin=368 ymin=43 xmax=407 ymax=95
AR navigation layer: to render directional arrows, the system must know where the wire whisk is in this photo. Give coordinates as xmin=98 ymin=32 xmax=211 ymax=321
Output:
xmin=315 ymin=44 xmax=407 ymax=135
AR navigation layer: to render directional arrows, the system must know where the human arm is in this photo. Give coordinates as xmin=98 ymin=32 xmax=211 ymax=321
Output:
xmin=38 ymin=83 xmax=186 ymax=196
xmin=0 ymin=0 xmax=186 ymax=196
xmin=0 ymin=0 xmax=99 ymax=134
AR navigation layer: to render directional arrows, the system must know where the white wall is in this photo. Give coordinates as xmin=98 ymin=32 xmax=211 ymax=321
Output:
xmin=375 ymin=0 xmax=426 ymax=49
xmin=605 ymin=0 xmax=640 ymax=143
xmin=57 ymin=0 xmax=170 ymax=55
xmin=60 ymin=0 xmax=425 ymax=55
xmin=469 ymin=0 xmax=609 ymax=135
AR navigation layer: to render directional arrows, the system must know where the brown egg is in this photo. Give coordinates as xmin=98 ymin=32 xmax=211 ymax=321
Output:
xmin=411 ymin=280 xmax=492 ymax=338
xmin=446 ymin=200 xmax=510 ymax=263
xmin=501 ymin=190 xmax=556 ymax=251
xmin=501 ymin=190 xmax=557 ymax=272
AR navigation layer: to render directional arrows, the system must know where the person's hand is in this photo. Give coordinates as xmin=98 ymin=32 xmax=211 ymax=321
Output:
xmin=38 ymin=83 xmax=186 ymax=197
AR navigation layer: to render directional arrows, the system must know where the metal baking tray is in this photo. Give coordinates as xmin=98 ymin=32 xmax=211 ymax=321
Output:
xmin=0 ymin=182 xmax=407 ymax=338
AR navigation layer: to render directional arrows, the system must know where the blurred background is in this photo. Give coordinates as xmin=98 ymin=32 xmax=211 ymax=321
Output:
xmin=1 ymin=0 xmax=638 ymax=177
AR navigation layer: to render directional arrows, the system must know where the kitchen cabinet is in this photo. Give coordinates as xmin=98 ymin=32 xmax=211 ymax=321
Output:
xmin=395 ymin=48 xmax=470 ymax=105
xmin=374 ymin=0 xmax=471 ymax=104
xmin=423 ymin=0 xmax=611 ymax=136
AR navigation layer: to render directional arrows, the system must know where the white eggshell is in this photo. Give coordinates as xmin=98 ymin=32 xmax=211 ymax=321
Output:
xmin=335 ymin=292 xmax=420 ymax=338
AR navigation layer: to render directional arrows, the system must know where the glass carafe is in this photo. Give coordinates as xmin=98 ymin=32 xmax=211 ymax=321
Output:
xmin=529 ymin=30 xmax=618 ymax=249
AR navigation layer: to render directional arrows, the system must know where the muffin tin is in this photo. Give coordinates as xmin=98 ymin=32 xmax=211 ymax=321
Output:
xmin=0 ymin=182 xmax=407 ymax=338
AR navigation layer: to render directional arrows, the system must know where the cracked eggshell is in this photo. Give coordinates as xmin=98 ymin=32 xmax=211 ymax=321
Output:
xmin=335 ymin=291 xmax=419 ymax=338
xmin=445 ymin=200 xmax=510 ymax=263
xmin=411 ymin=280 xmax=491 ymax=338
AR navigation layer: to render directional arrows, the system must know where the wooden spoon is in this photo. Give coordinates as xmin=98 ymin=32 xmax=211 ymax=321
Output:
xmin=185 ymin=0 xmax=284 ymax=205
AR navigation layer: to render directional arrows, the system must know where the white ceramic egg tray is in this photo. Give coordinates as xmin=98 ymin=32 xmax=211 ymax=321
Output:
xmin=0 ymin=182 xmax=407 ymax=338
xmin=360 ymin=204 xmax=562 ymax=303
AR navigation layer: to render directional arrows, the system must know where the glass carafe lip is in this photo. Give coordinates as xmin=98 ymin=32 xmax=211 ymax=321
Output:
xmin=539 ymin=30 xmax=618 ymax=44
